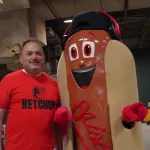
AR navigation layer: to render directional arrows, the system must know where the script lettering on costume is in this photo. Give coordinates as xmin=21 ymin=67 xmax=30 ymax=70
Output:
xmin=22 ymin=99 xmax=56 ymax=110
xmin=72 ymin=100 xmax=111 ymax=150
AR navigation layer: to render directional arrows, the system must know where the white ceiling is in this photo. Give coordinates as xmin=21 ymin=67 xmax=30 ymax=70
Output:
xmin=0 ymin=0 xmax=150 ymax=50
xmin=41 ymin=0 xmax=150 ymax=19
xmin=1 ymin=0 xmax=149 ymax=20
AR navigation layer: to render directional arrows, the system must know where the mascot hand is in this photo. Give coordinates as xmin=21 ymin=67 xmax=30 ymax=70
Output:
xmin=122 ymin=102 xmax=148 ymax=122
xmin=54 ymin=106 xmax=72 ymax=135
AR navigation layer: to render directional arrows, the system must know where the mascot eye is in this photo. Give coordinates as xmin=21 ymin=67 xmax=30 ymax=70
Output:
xmin=82 ymin=41 xmax=95 ymax=58
xmin=69 ymin=43 xmax=79 ymax=61
xmin=71 ymin=47 xmax=77 ymax=58
xmin=84 ymin=44 xmax=91 ymax=56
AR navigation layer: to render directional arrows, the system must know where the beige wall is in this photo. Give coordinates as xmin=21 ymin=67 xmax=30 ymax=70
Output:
xmin=0 ymin=9 xmax=29 ymax=58
xmin=27 ymin=7 xmax=47 ymax=45
xmin=0 ymin=7 xmax=47 ymax=57
xmin=0 ymin=7 xmax=47 ymax=72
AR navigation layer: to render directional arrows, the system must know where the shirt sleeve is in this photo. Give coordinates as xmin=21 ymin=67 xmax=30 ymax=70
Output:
xmin=55 ymin=82 xmax=61 ymax=108
xmin=0 ymin=76 xmax=11 ymax=109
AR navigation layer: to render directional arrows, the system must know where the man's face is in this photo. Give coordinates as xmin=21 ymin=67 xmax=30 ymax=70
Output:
xmin=20 ymin=42 xmax=45 ymax=73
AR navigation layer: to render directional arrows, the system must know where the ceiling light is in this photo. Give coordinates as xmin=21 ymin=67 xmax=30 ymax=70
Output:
xmin=64 ymin=19 xmax=72 ymax=23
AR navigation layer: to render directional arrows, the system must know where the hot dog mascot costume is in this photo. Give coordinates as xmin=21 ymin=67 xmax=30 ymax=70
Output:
xmin=54 ymin=10 xmax=145 ymax=150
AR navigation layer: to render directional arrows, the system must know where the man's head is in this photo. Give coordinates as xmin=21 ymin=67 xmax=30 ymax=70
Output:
xmin=19 ymin=37 xmax=45 ymax=76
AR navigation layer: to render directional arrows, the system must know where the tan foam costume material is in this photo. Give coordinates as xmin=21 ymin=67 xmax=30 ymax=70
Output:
xmin=57 ymin=10 xmax=144 ymax=150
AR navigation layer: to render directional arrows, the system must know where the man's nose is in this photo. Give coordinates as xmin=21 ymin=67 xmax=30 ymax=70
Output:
xmin=32 ymin=53 xmax=38 ymax=59
xmin=79 ymin=60 xmax=86 ymax=68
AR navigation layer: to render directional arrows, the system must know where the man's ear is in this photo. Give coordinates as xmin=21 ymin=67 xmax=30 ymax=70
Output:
xmin=43 ymin=54 xmax=46 ymax=64
xmin=19 ymin=55 xmax=22 ymax=64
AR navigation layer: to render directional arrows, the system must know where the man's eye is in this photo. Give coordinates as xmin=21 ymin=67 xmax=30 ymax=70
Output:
xmin=27 ymin=53 xmax=32 ymax=56
xmin=36 ymin=52 xmax=42 ymax=56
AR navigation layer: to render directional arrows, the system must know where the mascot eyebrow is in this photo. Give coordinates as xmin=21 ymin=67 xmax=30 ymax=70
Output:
xmin=88 ymin=31 xmax=96 ymax=37
xmin=68 ymin=36 xmax=72 ymax=42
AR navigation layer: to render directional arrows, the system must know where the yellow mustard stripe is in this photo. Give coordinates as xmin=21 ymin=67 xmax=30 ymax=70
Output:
xmin=144 ymin=109 xmax=150 ymax=122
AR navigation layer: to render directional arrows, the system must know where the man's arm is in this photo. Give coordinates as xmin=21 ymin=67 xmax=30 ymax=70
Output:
xmin=0 ymin=109 xmax=5 ymax=150
xmin=54 ymin=123 xmax=63 ymax=150
xmin=0 ymin=75 xmax=12 ymax=150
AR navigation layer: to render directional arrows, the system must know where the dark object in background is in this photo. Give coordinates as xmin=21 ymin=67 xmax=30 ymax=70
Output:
xmin=43 ymin=46 xmax=49 ymax=62
xmin=131 ymin=48 xmax=150 ymax=106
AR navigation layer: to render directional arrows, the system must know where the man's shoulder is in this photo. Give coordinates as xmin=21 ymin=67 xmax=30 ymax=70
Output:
xmin=42 ymin=72 xmax=57 ymax=84
xmin=2 ymin=70 xmax=22 ymax=81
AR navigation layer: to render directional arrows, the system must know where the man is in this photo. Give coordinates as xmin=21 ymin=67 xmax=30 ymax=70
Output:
xmin=0 ymin=38 xmax=70 ymax=150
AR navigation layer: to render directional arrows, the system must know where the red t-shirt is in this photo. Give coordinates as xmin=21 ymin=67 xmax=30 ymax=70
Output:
xmin=0 ymin=70 xmax=60 ymax=150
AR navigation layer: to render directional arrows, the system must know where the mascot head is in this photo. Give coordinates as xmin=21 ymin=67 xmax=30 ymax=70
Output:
xmin=61 ymin=10 xmax=122 ymax=89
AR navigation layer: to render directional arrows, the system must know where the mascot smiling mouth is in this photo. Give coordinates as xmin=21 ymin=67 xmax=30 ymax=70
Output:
xmin=72 ymin=66 xmax=96 ymax=89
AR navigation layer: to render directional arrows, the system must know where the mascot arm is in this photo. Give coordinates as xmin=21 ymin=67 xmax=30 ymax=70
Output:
xmin=122 ymin=102 xmax=148 ymax=129
xmin=54 ymin=106 xmax=72 ymax=135
xmin=122 ymin=120 xmax=135 ymax=129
